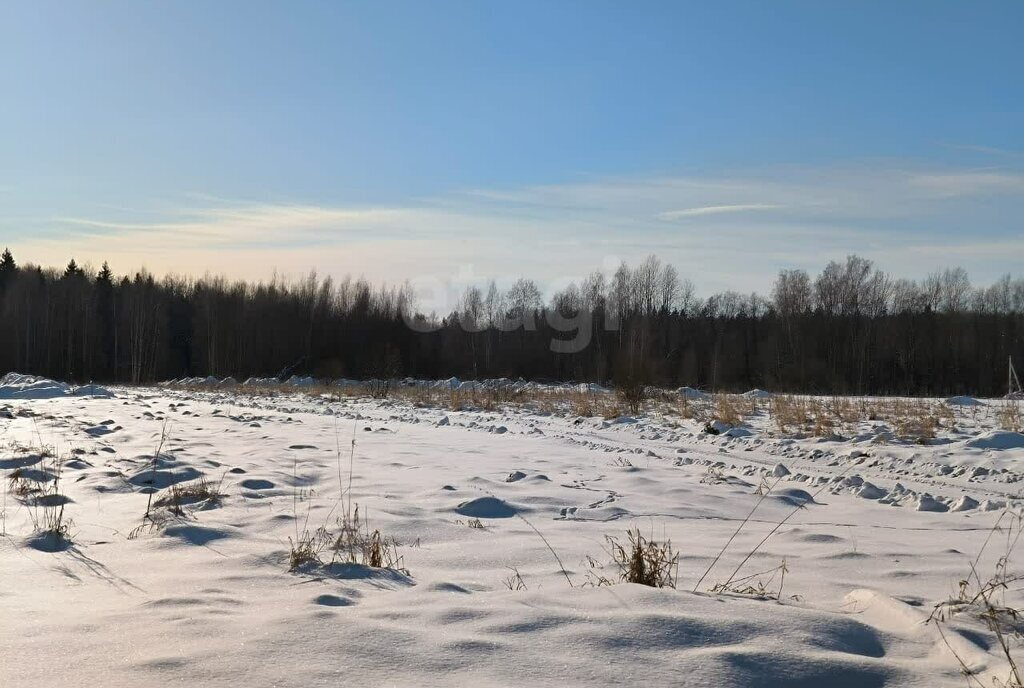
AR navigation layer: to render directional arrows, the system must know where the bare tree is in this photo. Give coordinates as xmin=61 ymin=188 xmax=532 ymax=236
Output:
xmin=923 ymin=267 xmax=972 ymax=313
xmin=634 ymin=255 xmax=661 ymax=315
xmin=658 ymin=264 xmax=680 ymax=312
xmin=772 ymin=269 xmax=812 ymax=317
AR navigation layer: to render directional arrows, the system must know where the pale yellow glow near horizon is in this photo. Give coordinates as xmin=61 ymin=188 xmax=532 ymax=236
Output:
xmin=8 ymin=165 xmax=1024 ymax=293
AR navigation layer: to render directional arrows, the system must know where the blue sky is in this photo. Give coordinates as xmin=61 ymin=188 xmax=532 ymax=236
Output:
xmin=0 ymin=0 xmax=1021 ymax=297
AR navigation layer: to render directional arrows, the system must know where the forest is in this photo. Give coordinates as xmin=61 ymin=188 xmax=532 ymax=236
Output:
xmin=0 ymin=248 xmax=1021 ymax=396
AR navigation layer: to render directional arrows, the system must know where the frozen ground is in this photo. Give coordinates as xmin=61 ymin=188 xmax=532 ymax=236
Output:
xmin=3 ymin=374 xmax=1024 ymax=687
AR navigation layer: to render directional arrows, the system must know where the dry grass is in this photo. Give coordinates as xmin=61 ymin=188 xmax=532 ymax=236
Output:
xmin=7 ymin=450 xmax=74 ymax=547
xmin=713 ymin=394 xmax=743 ymax=426
xmin=153 ymin=476 xmax=226 ymax=516
xmin=768 ymin=395 xmax=838 ymax=437
xmin=570 ymin=391 xmax=622 ymax=418
xmin=8 ymin=468 xmax=39 ymax=498
xmin=330 ymin=505 xmax=405 ymax=570
xmin=711 ymin=560 xmax=791 ymax=600
xmin=165 ymin=380 xmax=985 ymax=445
xmin=169 ymin=378 xmax=653 ymax=421
xmin=503 ymin=566 xmax=528 ymax=591
xmin=929 ymin=509 xmax=1024 ymax=687
xmin=599 ymin=527 xmax=679 ymax=588
xmin=826 ymin=396 xmax=862 ymax=425
xmin=769 ymin=395 xmax=809 ymax=434
xmin=998 ymin=401 xmax=1023 ymax=433
xmin=767 ymin=395 xmax=951 ymax=442
xmin=392 ymin=385 xmax=528 ymax=413
xmin=287 ymin=526 xmax=332 ymax=570
xmin=287 ymin=504 xmax=406 ymax=573
xmin=892 ymin=402 xmax=940 ymax=444
xmin=678 ymin=395 xmax=698 ymax=419
xmin=287 ymin=426 xmax=407 ymax=574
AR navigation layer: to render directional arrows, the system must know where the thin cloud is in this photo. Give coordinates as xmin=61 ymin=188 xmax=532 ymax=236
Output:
xmin=907 ymin=171 xmax=1024 ymax=198
xmin=15 ymin=159 xmax=1024 ymax=294
xmin=657 ymin=204 xmax=784 ymax=220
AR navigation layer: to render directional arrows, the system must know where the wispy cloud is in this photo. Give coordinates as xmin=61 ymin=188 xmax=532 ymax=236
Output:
xmin=907 ymin=171 xmax=1024 ymax=198
xmin=657 ymin=204 xmax=784 ymax=220
xmin=11 ymin=160 xmax=1024 ymax=295
xmin=57 ymin=204 xmax=420 ymax=247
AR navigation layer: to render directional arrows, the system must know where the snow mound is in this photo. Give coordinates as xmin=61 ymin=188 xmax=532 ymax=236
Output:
xmin=950 ymin=496 xmax=980 ymax=512
xmin=73 ymin=383 xmax=114 ymax=398
xmin=704 ymin=420 xmax=732 ymax=434
xmin=0 ymin=373 xmax=70 ymax=399
xmin=454 ymin=496 xmax=519 ymax=518
xmin=914 ymin=494 xmax=949 ymax=512
xmin=577 ymin=382 xmax=609 ymax=394
xmin=964 ymin=431 xmax=1024 ymax=450
xmin=945 ymin=395 xmax=984 ymax=406
xmin=0 ymin=373 xmax=112 ymax=400
xmin=677 ymin=386 xmax=710 ymax=400
xmin=773 ymin=488 xmax=818 ymax=507
xmin=742 ymin=388 xmax=773 ymax=399
xmin=857 ymin=483 xmax=887 ymax=500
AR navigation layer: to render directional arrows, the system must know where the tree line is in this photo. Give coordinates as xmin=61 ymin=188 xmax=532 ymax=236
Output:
xmin=0 ymin=249 xmax=1021 ymax=396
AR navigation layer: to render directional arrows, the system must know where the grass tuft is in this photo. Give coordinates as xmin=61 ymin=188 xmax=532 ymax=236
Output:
xmin=593 ymin=527 xmax=679 ymax=588
xmin=153 ymin=476 xmax=226 ymax=516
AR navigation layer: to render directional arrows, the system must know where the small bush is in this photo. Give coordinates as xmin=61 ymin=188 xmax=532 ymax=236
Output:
xmin=615 ymin=380 xmax=647 ymax=415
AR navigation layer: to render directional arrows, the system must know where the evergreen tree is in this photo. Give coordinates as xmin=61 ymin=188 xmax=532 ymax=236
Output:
xmin=0 ymin=248 xmax=16 ymax=292
xmin=0 ymin=248 xmax=16 ymax=274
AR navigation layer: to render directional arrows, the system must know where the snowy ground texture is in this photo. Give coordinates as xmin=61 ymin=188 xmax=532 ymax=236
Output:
xmin=3 ymin=373 xmax=1024 ymax=687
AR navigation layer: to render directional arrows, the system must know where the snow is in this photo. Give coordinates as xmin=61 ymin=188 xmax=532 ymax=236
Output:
xmin=946 ymin=395 xmax=985 ymax=406
xmin=964 ymin=430 xmax=1024 ymax=450
xmin=2 ymin=378 xmax=1024 ymax=686
xmin=0 ymin=372 xmax=71 ymax=399
xmin=0 ymin=372 xmax=112 ymax=400
xmin=677 ymin=386 xmax=711 ymax=400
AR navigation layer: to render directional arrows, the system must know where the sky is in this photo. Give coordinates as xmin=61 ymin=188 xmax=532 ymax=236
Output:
xmin=0 ymin=0 xmax=1022 ymax=299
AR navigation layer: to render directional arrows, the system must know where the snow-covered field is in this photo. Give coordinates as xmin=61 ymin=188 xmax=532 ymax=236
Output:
xmin=3 ymin=373 xmax=1024 ymax=687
